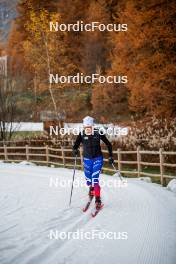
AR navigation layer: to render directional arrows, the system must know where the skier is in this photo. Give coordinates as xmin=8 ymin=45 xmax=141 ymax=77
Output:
xmin=73 ymin=116 xmax=114 ymax=211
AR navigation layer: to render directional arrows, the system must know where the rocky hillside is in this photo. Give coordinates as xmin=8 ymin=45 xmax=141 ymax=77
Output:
xmin=0 ymin=0 xmax=17 ymax=43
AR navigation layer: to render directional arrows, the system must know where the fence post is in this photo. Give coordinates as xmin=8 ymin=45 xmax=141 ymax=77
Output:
xmin=159 ymin=148 xmax=164 ymax=186
xmin=61 ymin=146 xmax=65 ymax=167
xmin=26 ymin=145 xmax=29 ymax=161
xmin=137 ymin=146 xmax=141 ymax=177
xmin=80 ymin=146 xmax=83 ymax=170
xmin=4 ymin=145 xmax=8 ymax=161
xmin=117 ymin=149 xmax=121 ymax=172
xmin=46 ymin=145 xmax=49 ymax=166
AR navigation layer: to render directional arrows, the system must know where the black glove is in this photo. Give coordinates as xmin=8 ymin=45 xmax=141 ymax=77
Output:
xmin=73 ymin=148 xmax=79 ymax=156
xmin=109 ymin=156 xmax=114 ymax=165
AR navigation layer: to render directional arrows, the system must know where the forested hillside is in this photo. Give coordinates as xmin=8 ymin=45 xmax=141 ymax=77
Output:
xmin=0 ymin=0 xmax=175 ymax=122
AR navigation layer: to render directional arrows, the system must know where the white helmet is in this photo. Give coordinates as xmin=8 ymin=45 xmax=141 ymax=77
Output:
xmin=83 ymin=116 xmax=94 ymax=126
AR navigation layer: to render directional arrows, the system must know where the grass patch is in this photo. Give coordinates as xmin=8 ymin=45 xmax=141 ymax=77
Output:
xmin=11 ymin=131 xmax=43 ymax=140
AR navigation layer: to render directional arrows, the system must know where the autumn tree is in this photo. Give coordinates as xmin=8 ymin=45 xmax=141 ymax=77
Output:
xmin=81 ymin=0 xmax=111 ymax=75
xmin=0 ymin=76 xmax=19 ymax=141
xmin=22 ymin=2 xmax=77 ymax=115
xmin=57 ymin=0 xmax=90 ymax=70
xmin=111 ymin=0 xmax=176 ymax=117
xmin=90 ymin=0 xmax=129 ymax=121
xmin=8 ymin=0 xmax=57 ymax=76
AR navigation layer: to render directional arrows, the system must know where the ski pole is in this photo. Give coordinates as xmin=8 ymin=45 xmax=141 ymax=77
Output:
xmin=111 ymin=162 xmax=124 ymax=182
xmin=69 ymin=155 xmax=77 ymax=206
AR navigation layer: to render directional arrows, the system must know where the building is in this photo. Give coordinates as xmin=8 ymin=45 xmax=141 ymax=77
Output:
xmin=40 ymin=110 xmax=66 ymax=134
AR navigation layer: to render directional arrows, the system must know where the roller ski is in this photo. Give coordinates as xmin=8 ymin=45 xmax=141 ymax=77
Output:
xmin=91 ymin=197 xmax=104 ymax=217
xmin=82 ymin=186 xmax=94 ymax=212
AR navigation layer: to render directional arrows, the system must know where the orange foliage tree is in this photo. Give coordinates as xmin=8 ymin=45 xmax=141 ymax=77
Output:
xmin=111 ymin=0 xmax=176 ymax=117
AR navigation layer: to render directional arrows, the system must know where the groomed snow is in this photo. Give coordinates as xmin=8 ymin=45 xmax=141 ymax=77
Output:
xmin=0 ymin=163 xmax=176 ymax=264
xmin=18 ymin=161 xmax=37 ymax=166
xmin=3 ymin=122 xmax=43 ymax=132
xmin=167 ymin=179 xmax=176 ymax=194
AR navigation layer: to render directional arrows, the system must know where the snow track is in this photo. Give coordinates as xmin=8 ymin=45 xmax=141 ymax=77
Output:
xmin=0 ymin=163 xmax=176 ymax=264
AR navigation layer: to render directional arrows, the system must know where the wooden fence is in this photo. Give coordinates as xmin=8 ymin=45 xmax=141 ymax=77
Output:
xmin=0 ymin=145 xmax=175 ymax=185
xmin=0 ymin=139 xmax=73 ymax=146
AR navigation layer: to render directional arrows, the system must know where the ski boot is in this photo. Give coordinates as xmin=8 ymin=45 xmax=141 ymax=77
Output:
xmin=89 ymin=186 xmax=94 ymax=200
xmin=95 ymin=196 xmax=102 ymax=210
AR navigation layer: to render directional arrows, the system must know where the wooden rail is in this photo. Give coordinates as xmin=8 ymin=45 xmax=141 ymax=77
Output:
xmin=0 ymin=145 xmax=175 ymax=185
